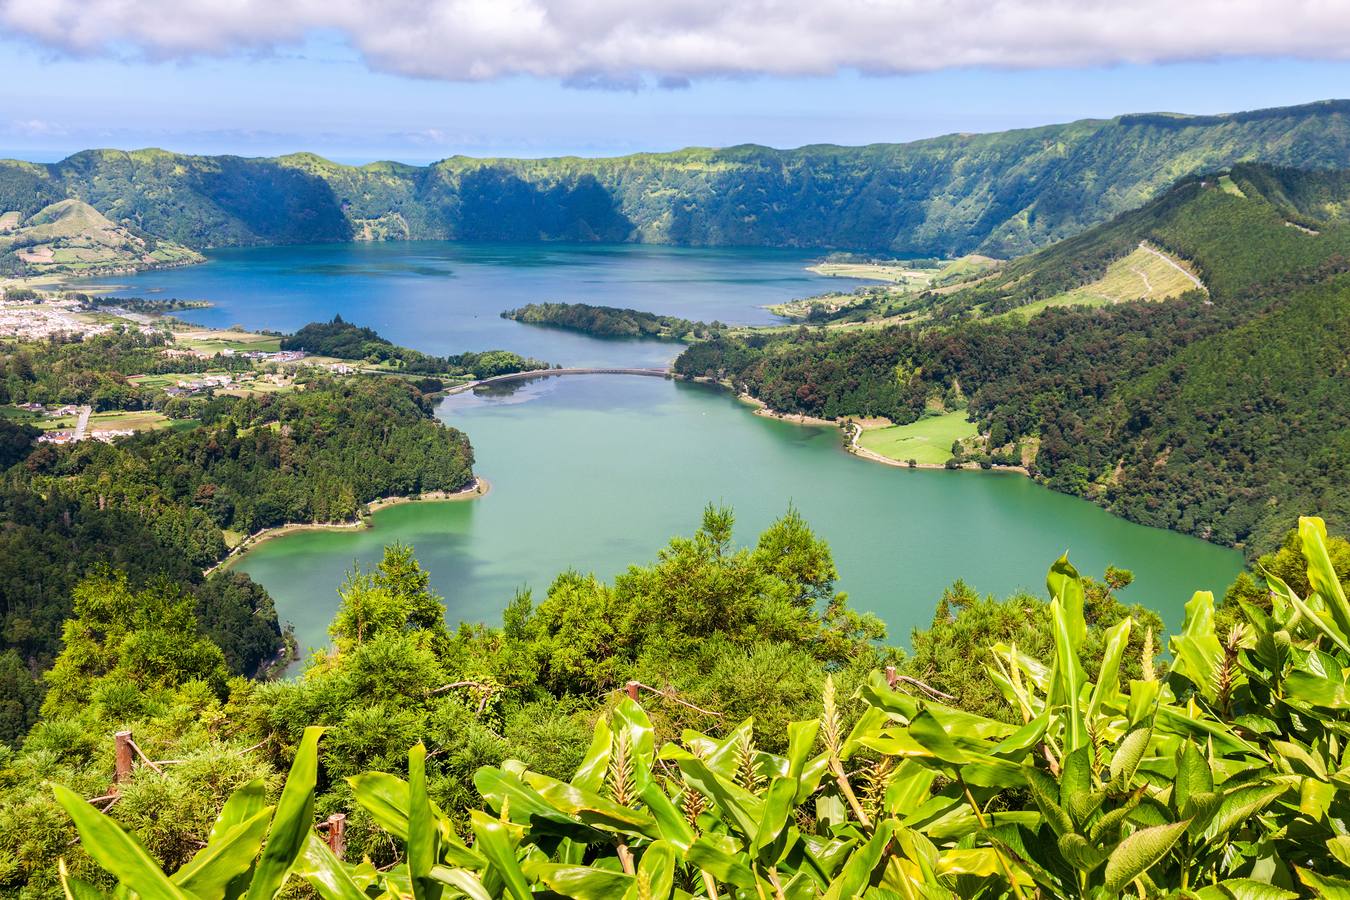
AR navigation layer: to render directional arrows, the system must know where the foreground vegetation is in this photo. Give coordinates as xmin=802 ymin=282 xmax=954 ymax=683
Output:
xmin=31 ymin=514 xmax=1350 ymax=897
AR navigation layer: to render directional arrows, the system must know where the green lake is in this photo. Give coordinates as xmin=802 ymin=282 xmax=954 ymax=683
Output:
xmin=102 ymin=242 xmax=1246 ymax=655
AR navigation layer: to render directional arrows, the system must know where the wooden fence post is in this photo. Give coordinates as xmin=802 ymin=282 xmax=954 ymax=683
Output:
xmin=885 ymin=666 xmax=898 ymax=690
xmin=325 ymin=813 xmax=347 ymax=859
xmin=625 ymin=681 xmax=640 ymax=702
xmin=114 ymin=730 xmax=134 ymax=785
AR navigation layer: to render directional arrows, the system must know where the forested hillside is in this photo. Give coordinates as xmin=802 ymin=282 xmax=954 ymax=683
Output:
xmin=5 ymin=101 xmax=1350 ymax=260
xmin=0 ymin=373 xmax=474 ymax=745
xmin=675 ymin=164 xmax=1350 ymax=552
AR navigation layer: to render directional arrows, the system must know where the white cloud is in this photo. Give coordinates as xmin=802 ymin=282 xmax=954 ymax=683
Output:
xmin=3 ymin=0 xmax=1350 ymax=85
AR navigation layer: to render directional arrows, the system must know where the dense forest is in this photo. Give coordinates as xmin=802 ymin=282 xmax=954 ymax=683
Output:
xmin=502 ymin=302 xmax=717 ymax=341
xmin=0 ymin=374 xmax=474 ymax=750
xmin=676 ymin=164 xmax=1350 ymax=553
xmin=281 ymin=316 xmax=550 ymax=377
xmin=6 ymin=101 xmax=1350 ymax=260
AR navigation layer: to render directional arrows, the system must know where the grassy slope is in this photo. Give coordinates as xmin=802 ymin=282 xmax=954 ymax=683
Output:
xmin=939 ymin=161 xmax=1350 ymax=317
xmin=1002 ymin=245 xmax=1202 ymax=318
xmin=0 ymin=199 xmax=201 ymax=273
xmin=5 ymin=101 xmax=1350 ymax=256
xmin=858 ymin=411 xmax=978 ymax=465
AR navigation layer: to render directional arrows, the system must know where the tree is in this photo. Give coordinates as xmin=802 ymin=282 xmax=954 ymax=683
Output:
xmin=41 ymin=570 xmax=229 ymax=719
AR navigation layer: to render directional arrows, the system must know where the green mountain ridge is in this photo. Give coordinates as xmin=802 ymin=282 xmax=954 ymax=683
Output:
xmin=5 ymin=99 xmax=1350 ymax=261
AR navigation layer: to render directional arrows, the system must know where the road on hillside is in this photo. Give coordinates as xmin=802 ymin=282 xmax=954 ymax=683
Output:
xmin=73 ymin=406 xmax=91 ymax=441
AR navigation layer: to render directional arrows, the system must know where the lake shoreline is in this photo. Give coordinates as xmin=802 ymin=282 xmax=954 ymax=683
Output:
xmin=696 ymin=377 xmax=1032 ymax=476
xmin=209 ymin=476 xmax=492 ymax=574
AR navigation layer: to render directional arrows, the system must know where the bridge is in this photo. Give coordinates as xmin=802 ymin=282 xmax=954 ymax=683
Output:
xmin=442 ymin=366 xmax=673 ymax=395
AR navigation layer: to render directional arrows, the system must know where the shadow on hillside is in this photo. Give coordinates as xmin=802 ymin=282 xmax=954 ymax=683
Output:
xmin=189 ymin=159 xmax=355 ymax=244
xmin=452 ymin=169 xmax=634 ymax=242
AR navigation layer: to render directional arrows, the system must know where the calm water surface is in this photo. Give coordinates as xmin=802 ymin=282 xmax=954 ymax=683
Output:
xmin=87 ymin=241 xmax=832 ymax=368
xmin=100 ymin=243 xmax=1244 ymax=653
xmin=237 ymin=376 xmax=1242 ymax=655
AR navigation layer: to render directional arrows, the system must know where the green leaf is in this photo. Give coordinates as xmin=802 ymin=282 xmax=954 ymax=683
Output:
xmin=473 ymin=767 xmax=593 ymax=840
xmin=1088 ymin=789 xmax=1144 ymax=842
xmin=1051 ymin=595 xmax=1087 ymax=752
xmin=907 ymin=710 xmax=970 ymax=765
xmin=1328 ymin=835 xmax=1350 ymax=868
xmin=1214 ymin=877 xmax=1299 ymax=900
xmin=1087 ymin=617 xmax=1132 ymax=720
xmin=1109 ymin=725 xmax=1152 ymax=790
xmin=522 ymin=770 xmax=660 ymax=839
xmin=823 ymin=819 xmax=895 ymax=900
xmin=686 ymin=836 xmax=757 ymax=890
xmin=429 ymin=866 xmax=492 ymax=900
xmin=1101 ymin=819 xmax=1189 ymax=896
xmin=639 ymin=781 xmax=695 ymax=852
xmin=1057 ymin=833 xmax=1107 ymax=872
xmin=785 ymin=720 xmax=820 ymax=782
xmin=989 ymin=713 xmax=1049 ymax=759
xmin=58 ymin=858 xmax=109 ymax=900
xmin=469 ymin=811 xmax=531 ymax=900
xmin=1284 ymin=670 xmax=1350 ymax=708
xmin=749 ymin=776 xmax=797 ymax=858
xmin=51 ymin=784 xmax=188 ymax=900
xmin=524 ymin=862 xmax=632 ymax=899
xmin=294 ymin=833 xmax=368 ymax=900
xmin=1174 ymin=741 xmax=1213 ymax=815
xmin=208 ymin=780 xmax=269 ymax=845
xmin=1299 ymin=776 xmax=1335 ymax=820
xmin=631 ymin=841 xmax=675 ymax=900
xmin=668 ymin=750 xmax=763 ymax=840
xmin=1046 ymin=553 xmax=1086 ymax=651
xmin=571 ymin=716 xmax=612 ymax=794
xmin=247 ymin=725 xmax=323 ymax=900
xmin=1202 ymin=783 xmax=1291 ymax=842
xmin=1169 ymin=592 xmax=1224 ymax=700
xmin=172 ymin=807 xmax=273 ymax=898
xmin=699 ymin=718 xmax=756 ymax=780
xmin=1300 ymin=516 xmax=1350 ymax=640
xmin=613 ymin=699 xmax=656 ymax=793
xmin=1060 ymin=745 xmax=1101 ymax=826
xmin=347 ymin=772 xmax=412 ymax=839
xmin=883 ymin=760 xmax=937 ymax=817
xmin=408 ymin=743 xmax=442 ymax=900
xmin=935 ymin=847 xmax=1004 ymax=878
xmin=1025 ymin=766 xmax=1073 ymax=838
xmin=1181 ymin=791 xmax=1222 ymax=838
xmin=1296 ymin=866 xmax=1350 ymax=898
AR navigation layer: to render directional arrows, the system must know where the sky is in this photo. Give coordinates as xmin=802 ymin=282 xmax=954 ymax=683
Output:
xmin=2 ymin=1 xmax=1350 ymax=164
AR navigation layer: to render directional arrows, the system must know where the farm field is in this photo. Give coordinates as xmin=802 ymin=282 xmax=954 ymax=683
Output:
xmin=172 ymin=328 xmax=283 ymax=353
xmin=85 ymin=410 xmax=181 ymax=433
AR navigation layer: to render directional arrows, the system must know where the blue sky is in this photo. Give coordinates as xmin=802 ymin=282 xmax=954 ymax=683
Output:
xmin=3 ymin=24 xmax=1350 ymax=164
